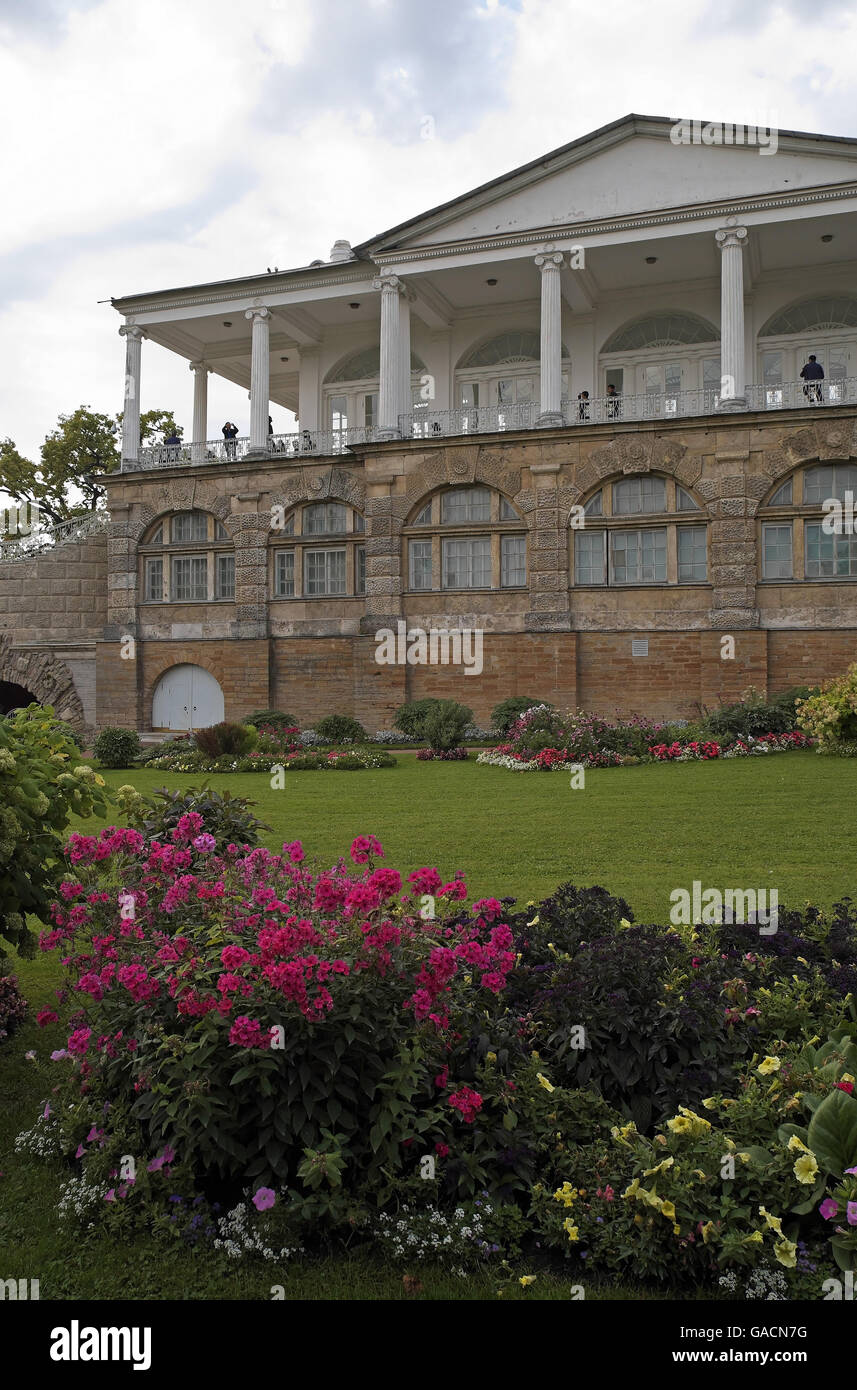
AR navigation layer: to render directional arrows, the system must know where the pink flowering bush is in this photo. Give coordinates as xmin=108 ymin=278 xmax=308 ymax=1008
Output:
xmin=39 ymin=823 xmax=518 ymax=1199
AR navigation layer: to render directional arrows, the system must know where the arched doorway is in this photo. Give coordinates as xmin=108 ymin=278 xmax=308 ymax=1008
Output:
xmin=151 ymin=665 xmax=224 ymax=731
xmin=0 ymin=680 xmax=39 ymax=716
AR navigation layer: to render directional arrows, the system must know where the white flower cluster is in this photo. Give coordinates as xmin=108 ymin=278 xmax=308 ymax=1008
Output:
xmin=718 ymin=1263 xmax=789 ymax=1300
xmin=370 ymin=1201 xmax=493 ymax=1262
xmin=370 ymin=729 xmax=415 ymax=744
xmin=212 ymin=1199 xmax=303 ymax=1263
xmin=14 ymin=1112 xmax=64 ymax=1160
xmin=57 ymin=1173 xmax=104 ymax=1225
xmin=475 ymin=751 xmax=537 ymax=772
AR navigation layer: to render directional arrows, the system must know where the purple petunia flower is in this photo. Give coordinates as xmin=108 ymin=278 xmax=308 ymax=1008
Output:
xmin=819 ymin=1198 xmax=839 ymax=1221
xmin=252 ymin=1187 xmax=276 ymax=1212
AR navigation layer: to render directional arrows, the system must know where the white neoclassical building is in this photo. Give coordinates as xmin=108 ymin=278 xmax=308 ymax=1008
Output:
xmin=112 ymin=113 xmax=857 ymax=467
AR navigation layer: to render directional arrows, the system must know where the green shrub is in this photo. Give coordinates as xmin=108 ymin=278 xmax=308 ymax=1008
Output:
xmin=93 ymin=727 xmax=142 ymax=769
xmin=393 ymin=699 xmax=442 ymax=739
xmin=314 ymin=714 xmax=366 ymax=743
xmin=0 ymin=705 xmax=107 ymax=959
xmin=193 ymin=722 xmax=258 ymax=758
xmin=421 ymin=699 xmax=473 ymax=752
xmin=0 ymin=973 xmax=28 ymax=1041
xmin=243 ymin=709 xmax=297 ymax=728
xmin=112 ymin=782 xmax=270 ymax=846
xmin=702 ymin=685 xmax=812 ymax=742
xmin=796 ymin=665 xmax=857 ymax=750
xmin=491 ymin=697 xmax=550 ymax=736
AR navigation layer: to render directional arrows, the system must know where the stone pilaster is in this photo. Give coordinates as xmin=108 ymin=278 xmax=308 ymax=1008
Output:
xmin=119 ymin=324 xmax=144 ymax=465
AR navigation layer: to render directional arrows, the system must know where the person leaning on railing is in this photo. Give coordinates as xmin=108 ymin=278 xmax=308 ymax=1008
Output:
xmin=222 ymin=421 xmax=239 ymax=459
xmin=605 ymin=383 xmax=622 ymax=419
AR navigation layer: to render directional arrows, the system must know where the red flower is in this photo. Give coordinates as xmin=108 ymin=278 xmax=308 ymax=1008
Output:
xmin=836 ymin=1081 xmax=855 ymax=1094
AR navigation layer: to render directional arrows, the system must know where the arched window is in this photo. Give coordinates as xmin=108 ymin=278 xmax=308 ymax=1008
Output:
xmin=601 ymin=313 xmax=719 ymax=354
xmin=759 ymin=463 xmax=857 ymax=581
xmin=455 ymin=330 xmax=570 ymax=418
xmin=324 ymin=346 xmax=427 ymax=434
xmin=599 ymin=313 xmax=720 ymax=405
xmin=140 ymin=511 xmax=233 ymax=604
xmin=757 ymin=297 xmax=857 ymax=404
xmin=270 ymin=502 xmax=366 ymax=599
xmin=572 ymin=477 xmax=708 ymax=587
xmin=404 ymin=486 xmax=526 ymax=592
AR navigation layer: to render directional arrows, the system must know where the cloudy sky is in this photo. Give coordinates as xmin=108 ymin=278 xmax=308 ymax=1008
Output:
xmin=1 ymin=0 xmax=855 ymax=461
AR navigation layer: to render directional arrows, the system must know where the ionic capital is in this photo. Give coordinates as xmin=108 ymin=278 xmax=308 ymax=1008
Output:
xmin=119 ymin=324 xmax=145 ymax=342
xmin=715 ymin=226 xmax=748 ymax=252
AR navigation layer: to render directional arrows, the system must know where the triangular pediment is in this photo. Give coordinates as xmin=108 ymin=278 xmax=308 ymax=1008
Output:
xmin=362 ymin=115 xmax=857 ymax=254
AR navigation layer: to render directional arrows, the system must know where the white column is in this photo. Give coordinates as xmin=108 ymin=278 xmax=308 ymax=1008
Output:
xmin=374 ymin=272 xmax=402 ymax=438
xmin=398 ymin=288 xmax=413 ymax=429
xmin=189 ymin=361 xmax=210 ymax=463
xmin=297 ymin=347 xmax=320 ymax=435
xmin=245 ymin=306 xmax=271 ymax=452
xmin=715 ymin=225 xmax=748 ymax=410
xmin=119 ymin=324 xmax=144 ymax=465
xmin=535 ymin=250 xmax=565 ymax=427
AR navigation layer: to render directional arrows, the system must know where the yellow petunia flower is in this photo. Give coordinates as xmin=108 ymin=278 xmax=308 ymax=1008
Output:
xmin=536 ymin=1073 xmax=555 ymax=1093
xmin=700 ymin=1221 xmax=716 ymax=1245
xmin=619 ymin=918 xmax=631 ymax=929
xmin=757 ymin=1056 xmax=781 ymax=1075
xmin=794 ymin=1154 xmax=818 ymax=1185
xmin=485 ymin=1051 xmax=497 ymax=1063
xmin=563 ymin=1218 xmax=579 ymax=1241
xmin=673 ymin=1224 xmax=681 ymax=1236
xmin=667 ymin=1116 xmax=693 ymax=1135
xmin=746 ymin=1230 xmax=764 ymax=1244
xmin=519 ymin=1275 xmax=537 ymax=1286
xmin=526 ymin=915 xmax=540 ymax=927
xmin=701 ymin=1098 xmax=718 ymax=1110
xmin=622 ymin=1178 xmax=640 ymax=1200
xmin=759 ymin=1207 xmax=783 ymax=1236
xmin=787 ymin=1134 xmax=810 ymax=1154
xmin=660 ymin=1200 xmax=677 ymax=1222
xmin=774 ymin=1240 xmax=797 ymax=1269
xmin=643 ymin=1157 xmax=675 ymax=1177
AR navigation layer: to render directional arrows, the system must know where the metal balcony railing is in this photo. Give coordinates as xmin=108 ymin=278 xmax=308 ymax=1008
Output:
xmin=0 ymin=509 xmax=110 ymax=563
xmin=127 ymin=379 xmax=857 ymax=471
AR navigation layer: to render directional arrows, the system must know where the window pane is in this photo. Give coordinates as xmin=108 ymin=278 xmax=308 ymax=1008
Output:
xmin=275 ymin=549 xmax=295 ymax=597
xmin=215 ymin=520 xmax=229 ymax=539
xmin=574 ymin=530 xmax=606 ymax=584
xmin=149 ymin=523 xmax=163 ymax=545
xmin=583 ymin=491 xmax=603 ymax=517
xmin=804 ymin=524 xmax=857 ymax=578
xmin=172 ymin=511 xmax=208 ymax=542
xmin=442 ymin=537 xmax=491 ymax=588
xmin=352 ymin=511 xmax=365 ymax=534
xmin=611 ymin=528 xmax=666 ymax=583
xmin=804 ymin=464 xmax=857 ymax=503
xmin=215 ymin=554 xmax=235 ymax=599
xmin=363 ymin=392 xmax=377 ymax=427
xmin=356 ymin=546 xmax=366 ymax=594
xmin=768 ymin=478 xmax=793 ymax=506
xmin=501 ymin=535 xmax=526 ymax=587
xmin=441 ymin=487 xmax=491 ymax=523
xmin=413 ymin=501 xmax=432 ymax=526
xmin=762 ymin=523 xmax=793 ymax=579
xmin=612 ymin=477 xmax=667 ymax=515
xmin=329 ymin=395 xmax=348 ymax=431
xmin=304 ymin=548 xmax=346 ymax=595
xmin=409 ymin=539 xmax=433 ymax=590
xmin=676 ymin=485 xmax=700 ymax=511
xmin=171 ymin=555 xmax=207 ymax=600
xmin=145 ymin=557 xmax=163 ymax=601
xmin=677 ymin=526 xmax=707 ymax=581
xmin=304 ymin=502 xmax=347 ymax=535
xmin=499 ymin=497 xmax=518 ymax=520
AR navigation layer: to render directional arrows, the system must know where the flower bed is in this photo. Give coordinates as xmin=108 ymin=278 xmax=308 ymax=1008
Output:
xmin=144 ymin=746 xmax=395 ymax=773
xmin=14 ymin=783 xmax=857 ymax=1296
xmin=415 ymin=747 xmax=469 ymax=761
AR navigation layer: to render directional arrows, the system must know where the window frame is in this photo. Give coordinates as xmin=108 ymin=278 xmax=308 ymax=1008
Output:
xmin=402 ymin=487 xmax=528 ymax=593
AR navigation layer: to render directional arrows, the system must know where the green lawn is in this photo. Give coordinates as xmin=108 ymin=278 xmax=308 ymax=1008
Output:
xmin=72 ymin=750 xmax=852 ymax=920
xmin=0 ymin=750 xmax=852 ymax=1300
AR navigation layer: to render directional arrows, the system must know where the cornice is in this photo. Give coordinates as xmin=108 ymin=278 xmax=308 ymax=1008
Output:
xmin=116 ymin=268 xmax=372 ymax=318
xmin=375 ymin=182 xmax=857 ymax=266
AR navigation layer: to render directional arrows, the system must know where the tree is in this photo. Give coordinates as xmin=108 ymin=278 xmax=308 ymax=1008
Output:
xmin=0 ymin=404 xmax=182 ymax=528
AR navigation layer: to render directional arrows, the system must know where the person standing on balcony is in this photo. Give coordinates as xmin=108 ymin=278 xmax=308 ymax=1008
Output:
xmin=800 ymin=355 xmax=825 ymax=404
xmin=577 ymin=390 xmax=590 ymax=422
xmin=164 ymin=429 xmax=182 ymax=464
xmin=222 ymin=420 xmax=239 ymax=459
xmin=606 ymin=382 xmax=621 ymax=419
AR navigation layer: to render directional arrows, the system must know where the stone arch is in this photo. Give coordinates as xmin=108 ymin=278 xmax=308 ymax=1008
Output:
xmin=762 ymin=421 xmax=857 ymax=481
xmin=395 ymin=446 xmax=528 ymax=531
xmin=125 ymin=488 xmax=236 ymax=546
xmin=575 ymin=434 xmax=697 ymax=493
xmin=269 ymin=465 xmax=366 ymax=519
xmin=0 ymin=634 xmax=86 ymax=735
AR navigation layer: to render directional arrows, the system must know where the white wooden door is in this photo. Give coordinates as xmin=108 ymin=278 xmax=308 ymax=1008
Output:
xmin=152 ymin=665 xmax=224 ymax=730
